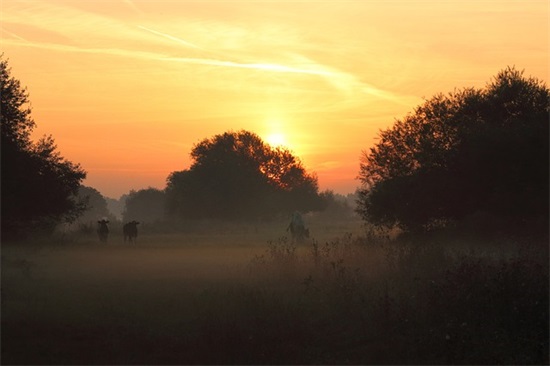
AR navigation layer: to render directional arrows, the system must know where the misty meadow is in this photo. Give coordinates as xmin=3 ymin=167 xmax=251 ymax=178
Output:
xmin=2 ymin=219 xmax=548 ymax=364
xmin=2 ymin=48 xmax=549 ymax=365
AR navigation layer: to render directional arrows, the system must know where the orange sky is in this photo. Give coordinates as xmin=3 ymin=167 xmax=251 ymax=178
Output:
xmin=2 ymin=1 xmax=548 ymax=199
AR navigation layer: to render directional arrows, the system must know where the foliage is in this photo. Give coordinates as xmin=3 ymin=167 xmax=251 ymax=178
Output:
xmin=420 ymin=255 xmax=548 ymax=364
xmin=123 ymin=187 xmax=166 ymax=223
xmin=1 ymin=56 xmax=86 ymax=238
xmin=75 ymin=186 xmax=112 ymax=223
xmin=317 ymin=191 xmax=358 ymax=219
xmin=165 ymin=130 xmax=323 ymax=220
xmin=357 ymin=67 xmax=549 ymax=234
xmin=253 ymin=233 xmax=548 ymax=364
xmin=1 ymin=55 xmax=34 ymax=152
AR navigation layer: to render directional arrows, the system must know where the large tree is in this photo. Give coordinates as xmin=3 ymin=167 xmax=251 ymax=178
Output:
xmin=357 ymin=67 xmax=549 ymax=235
xmin=1 ymin=56 xmax=86 ymax=238
xmin=166 ymin=130 xmax=322 ymax=220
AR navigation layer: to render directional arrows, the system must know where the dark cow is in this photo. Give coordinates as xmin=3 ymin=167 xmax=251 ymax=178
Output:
xmin=123 ymin=221 xmax=140 ymax=244
xmin=97 ymin=219 xmax=109 ymax=243
xmin=287 ymin=211 xmax=309 ymax=243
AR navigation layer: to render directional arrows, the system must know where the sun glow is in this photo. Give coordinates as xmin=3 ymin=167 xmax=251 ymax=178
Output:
xmin=266 ymin=132 xmax=288 ymax=148
xmin=264 ymin=117 xmax=292 ymax=149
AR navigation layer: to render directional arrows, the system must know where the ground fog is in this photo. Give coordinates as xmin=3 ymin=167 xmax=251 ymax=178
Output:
xmin=2 ymin=217 xmax=548 ymax=364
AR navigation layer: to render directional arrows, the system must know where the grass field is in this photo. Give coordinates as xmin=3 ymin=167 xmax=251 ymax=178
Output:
xmin=2 ymin=217 xmax=548 ymax=364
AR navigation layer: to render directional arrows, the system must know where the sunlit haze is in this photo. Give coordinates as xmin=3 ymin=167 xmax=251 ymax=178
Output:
xmin=2 ymin=0 xmax=548 ymax=198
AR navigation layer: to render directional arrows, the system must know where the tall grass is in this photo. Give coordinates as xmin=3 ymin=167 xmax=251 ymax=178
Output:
xmin=2 ymin=224 xmax=548 ymax=364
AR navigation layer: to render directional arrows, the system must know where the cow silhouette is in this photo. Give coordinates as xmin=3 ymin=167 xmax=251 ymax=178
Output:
xmin=123 ymin=221 xmax=140 ymax=244
xmin=97 ymin=219 xmax=109 ymax=243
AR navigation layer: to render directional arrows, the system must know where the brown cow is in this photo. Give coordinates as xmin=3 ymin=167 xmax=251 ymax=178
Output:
xmin=123 ymin=221 xmax=140 ymax=244
xmin=97 ymin=219 xmax=109 ymax=243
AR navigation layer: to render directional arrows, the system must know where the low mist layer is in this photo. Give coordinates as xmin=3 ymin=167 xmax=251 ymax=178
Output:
xmin=2 ymin=218 xmax=547 ymax=364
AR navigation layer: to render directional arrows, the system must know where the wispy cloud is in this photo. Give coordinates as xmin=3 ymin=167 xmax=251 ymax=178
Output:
xmin=163 ymin=56 xmax=333 ymax=76
xmin=135 ymin=24 xmax=413 ymax=105
xmin=137 ymin=25 xmax=204 ymax=50
xmin=3 ymin=38 xmax=163 ymax=61
xmin=2 ymin=0 xmax=417 ymax=111
xmin=122 ymin=0 xmax=144 ymax=16
xmin=1 ymin=27 xmax=28 ymax=42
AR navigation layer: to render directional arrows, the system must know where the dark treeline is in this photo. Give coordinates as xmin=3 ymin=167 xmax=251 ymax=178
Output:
xmin=115 ymin=130 xmax=334 ymax=224
xmin=119 ymin=186 xmax=355 ymax=231
xmin=165 ymin=130 xmax=324 ymax=220
xmin=1 ymin=52 xmax=548 ymax=242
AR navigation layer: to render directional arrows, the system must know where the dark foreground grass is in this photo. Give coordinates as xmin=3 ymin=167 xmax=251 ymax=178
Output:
xmin=2 ymin=231 xmax=548 ymax=365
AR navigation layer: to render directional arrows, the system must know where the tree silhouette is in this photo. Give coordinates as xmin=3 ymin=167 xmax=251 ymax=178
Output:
xmin=76 ymin=186 xmax=112 ymax=223
xmin=1 ymin=55 xmax=86 ymax=238
xmin=166 ymin=130 xmax=322 ymax=220
xmin=123 ymin=188 xmax=166 ymax=223
xmin=357 ymin=67 xmax=549 ymax=235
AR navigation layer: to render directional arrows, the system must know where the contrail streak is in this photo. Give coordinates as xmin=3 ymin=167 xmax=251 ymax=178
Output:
xmin=163 ymin=56 xmax=333 ymax=76
xmin=138 ymin=25 xmax=204 ymax=50
xmin=137 ymin=25 xmax=334 ymax=77
xmin=1 ymin=27 xmax=28 ymax=42
xmin=142 ymin=24 xmax=406 ymax=103
xmin=3 ymin=39 xmax=168 ymax=61
xmin=123 ymin=0 xmax=144 ymax=16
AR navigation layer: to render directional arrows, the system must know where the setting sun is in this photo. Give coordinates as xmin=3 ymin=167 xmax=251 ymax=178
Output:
xmin=265 ymin=133 xmax=288 ymax=148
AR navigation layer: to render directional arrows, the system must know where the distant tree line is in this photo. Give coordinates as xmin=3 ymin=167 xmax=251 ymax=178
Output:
xmin=121 ymin=130 xmax=329 ymax=222
xmin=123 ymin=187 xmax=166 ymax=223
xmin=76 ymin=186 xmax=111 ymax=222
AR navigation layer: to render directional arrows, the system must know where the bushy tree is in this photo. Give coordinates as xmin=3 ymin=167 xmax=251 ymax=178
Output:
xmin=123 ymin=188 xmax=166 ymax=223
xmin=1 ymin=56 xmax=86 ymax=238
xmin=165 ymin=130 xmax=322 ymax=220
xmin=357 ymin=67 xmax=549 ymax=235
